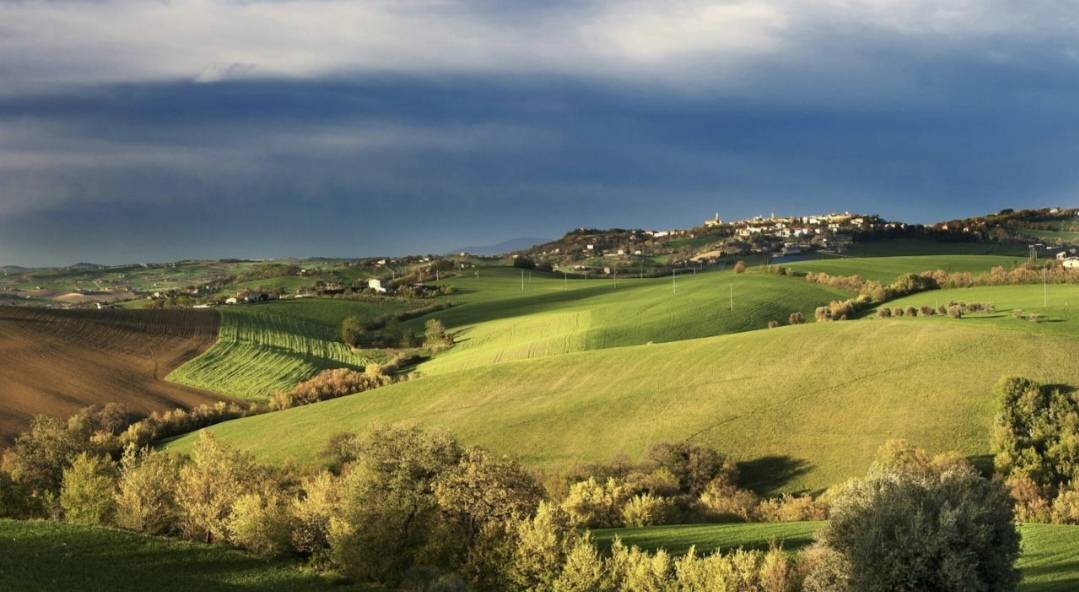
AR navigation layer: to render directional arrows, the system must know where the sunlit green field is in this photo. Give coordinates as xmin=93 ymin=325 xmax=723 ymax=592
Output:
xmin=167 ymin=299 xmax=406 ymax=399
xmin=880 ymin=284 xmax=1079 ymax=338
xmin=785 ymin=254 xmax=1027 ymax=283
xmin=592 ymin=522 xmax=1079 ymax=591
xmin=416 ymin=267 xmax=847 ymax=374
xmin=165 ymin=319 xmax=1079 ymax=493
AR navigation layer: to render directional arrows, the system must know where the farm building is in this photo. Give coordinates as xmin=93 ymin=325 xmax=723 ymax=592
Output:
xmin=368 ymin=278 xmax=387 ymax=293
xmin=1064 ymin=258 xmax=1079 ymax=270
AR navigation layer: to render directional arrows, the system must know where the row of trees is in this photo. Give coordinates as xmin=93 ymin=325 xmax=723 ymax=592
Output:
xmin=341 ymin=313 xmax=453 ymax=350
xmin=805 ymin=262 xmax=1077 ymax=318
xmin=0 ymin=411 xmax=1023 ymax=591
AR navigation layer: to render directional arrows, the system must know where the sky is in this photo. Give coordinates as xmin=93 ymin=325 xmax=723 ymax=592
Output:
xmin=2 ymin=1 xmax=1079 ymax=266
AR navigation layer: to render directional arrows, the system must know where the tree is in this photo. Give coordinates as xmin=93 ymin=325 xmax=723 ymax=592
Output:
xmin=647 ymin=441 xmax=734 ymax=496
xmin=114 ymin=445 xmax=183 ymax=534
xmin=508 ymin=502 xmax=575 ymax=591
xmin=330 ymin=425 xmax=463 ymax=585
xmin=435 ymin=448 xmax=544 ymax=587
xmin=733 ymin=260 xmax=747 ymax=274
xmin=991 ymin=376 xmax=1079 ymax=491
xmin=821 ymin=442 xmax=1020 ymax=592
xmin=7 ymin=415 xmax=85 ymax=500
xmin=227 ymin=492 xmax=293 ymax=557
xmin=175 ymin=431 xmax=257 ymax=543
xmin=788 ymin=311 xmax=806 ymax=325
xmin=340 ymin=315 xmax=365 ymax=347
xmin=60 ymin=452 xmax=117 ymax=526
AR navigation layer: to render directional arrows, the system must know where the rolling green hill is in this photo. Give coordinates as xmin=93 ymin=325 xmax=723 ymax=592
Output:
xmin=164 ymin=318 xmax=1079 ymax=493
xmin=785 ymin=254 xmax=1028 ymax=283
xmin=880 ymin=284 xmax=1079 ymax=337
xmin=592 ymin=522 xmax=1079 ymax=591
xmin=167 ymin=299 xmax=406 ymax=399
xmin=0 ymin=519 xmax=359 ymax=592
xmin=415 ymin=267 xmax=848 ymax=375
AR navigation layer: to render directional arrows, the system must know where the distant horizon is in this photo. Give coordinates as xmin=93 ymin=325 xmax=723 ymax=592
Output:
xmin=3 ymin=204 xmax=1071 ymax=269
xmin=6 ymin=2 xmax=1079 ymax=269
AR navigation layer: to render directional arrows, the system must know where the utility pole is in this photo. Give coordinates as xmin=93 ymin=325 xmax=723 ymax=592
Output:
xmin=521 ymin=270 xmax=524 ymax=291
xmin=729 ymin=284 xmax=733 ymax=311
xmin=613 ymin=267 xmax=617 ymax=289
xmin=672 ymin=268 xmax=676 ymax=294
xmin=1043 ymin=267 xmax=1048 ymax=308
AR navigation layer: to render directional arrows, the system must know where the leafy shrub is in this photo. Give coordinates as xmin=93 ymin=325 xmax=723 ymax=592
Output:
xmin=877 ymin=307 xmax=891 ymax=318
xmin=698 ymin=477 xmax=759 ymax=522
xmin=561 ymin=477 xmax=627 ymax=528
xmin=114 ymin=446 xmax=182 ymax=534
xmin=620 ymin=493 xmax=671 ymax=527
xmin=821 ymin=442 xmax=1020 ymax=592
xmin=176 ymin=432 xmax=258 ymax=543
xmin=1051 ymin=488 xmax=1079 ymax=524
xmin=767 ymin=320 xmax=779 ymax=329
xmin=991 ymin=376 xmax=1079 ymax=490
xmin=788 ymin=311 xmax=805 ymax=325
xmin=60 ymin=452 xmax=117 ymax=526
xmin=271 ymin=367 xmax=393 ymax=410
xmin=733 ymin=260 xmax=747 ymax=273
xmin=227 ymin=492 xmax=294 ymax=557
xmin=757 ymin=493 xmax=828 ymax=522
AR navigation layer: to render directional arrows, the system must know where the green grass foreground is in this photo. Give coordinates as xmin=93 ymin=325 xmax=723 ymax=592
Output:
xmin=3 ymin=519 xmax=1075 ymax=591
xmin=591 ymin=522 xmax=1079 ymax=591
xmin=0 ymin=519 xmax=363 ymax=592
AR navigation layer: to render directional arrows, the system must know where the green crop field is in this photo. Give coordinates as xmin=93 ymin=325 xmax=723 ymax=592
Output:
xmin=785 ymin=254 xmax=1028 ymax=283
xmin=0 ymin=519 xmax=363 ymax=592
xmin=592 ymin=521 xmax=823 ymax=555
xmin=164 ymin=318 xmax=1079 ymax=493
xmin=880 ymin=284 xmax=1079 ymax=338
xmin=592 ymin=522 xmax=1079 ymax=591
xmin=168 ymin=298 xmax=407 ymax=399
xmin=415 ymin=267 xmax=847 ymax=375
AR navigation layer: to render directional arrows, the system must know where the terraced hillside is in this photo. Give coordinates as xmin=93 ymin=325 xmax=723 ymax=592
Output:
xmin=168 ymin=298 xmax=407 ymax=399
xmin=0 ymin=307 xmax=224 ymax=443
xmin=165 ymin=317 xmax=1079 ymax=493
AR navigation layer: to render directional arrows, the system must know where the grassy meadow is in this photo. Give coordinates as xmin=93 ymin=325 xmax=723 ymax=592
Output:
xmin=415 ymin=267 xmax=847 ymax=375
xmin=165 ymin=316 xmax=1079 ymax=493
xmin=0 ymin=519 xmax=361 ymax=592
xmin=785 ymin=254 xmax=1027 ymax=283
xmin=167 ymin=298 xmax=407 ymax=399
xmin=880 ymin=284 xmax=1079 ymax=337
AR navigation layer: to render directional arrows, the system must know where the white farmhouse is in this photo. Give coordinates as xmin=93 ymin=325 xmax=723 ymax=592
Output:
xmin=368 ymin=278 xmax=388 ymax=293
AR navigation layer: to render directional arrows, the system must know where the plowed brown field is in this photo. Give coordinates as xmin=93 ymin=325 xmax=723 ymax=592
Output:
xmin=0 ymin=307 xmax=226 ymax=443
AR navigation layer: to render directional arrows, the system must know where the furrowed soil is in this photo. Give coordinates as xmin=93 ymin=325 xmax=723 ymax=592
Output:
xmin=0 ymin=307 xmax=226 ymax=443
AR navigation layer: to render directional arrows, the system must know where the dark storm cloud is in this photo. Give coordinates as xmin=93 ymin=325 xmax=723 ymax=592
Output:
xmin=1 ymin=1 xmax=1078 ymax=265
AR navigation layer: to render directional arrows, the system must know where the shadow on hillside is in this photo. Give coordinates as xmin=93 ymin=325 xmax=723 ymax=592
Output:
xmin=966 ymin=454 xmax=995 ymax=478
xmin=1019 ymin=562 xmax=1079 ymax=592
xmin=737 ymin=455 xmax=814 ymax=495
